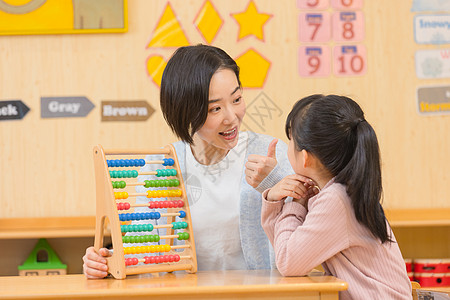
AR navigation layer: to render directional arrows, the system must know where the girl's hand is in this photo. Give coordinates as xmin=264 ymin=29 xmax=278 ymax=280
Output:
xmin=245 ymin=139 xmax=278 ymax=188
xmin=82 ymin=246 xmax=111 ymax=279
xmin=267 ymin=174 xmax=319 ymax=207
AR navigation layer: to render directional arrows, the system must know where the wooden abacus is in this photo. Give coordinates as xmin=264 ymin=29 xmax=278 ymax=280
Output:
xmin=93 ymin=144 xmax=197 ymax=279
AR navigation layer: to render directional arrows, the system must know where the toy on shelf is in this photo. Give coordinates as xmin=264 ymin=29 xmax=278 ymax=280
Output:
xmin=18 ymin=238 xmax=67 ymax=276
xmin=93 ymin=145 xmax=197 ymax=279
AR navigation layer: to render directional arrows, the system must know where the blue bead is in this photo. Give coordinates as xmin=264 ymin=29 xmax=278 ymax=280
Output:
xmin=155 ymin=212 xmax=161 ymax=219
xmin=179 ymin=211 xmax=186 ymax=218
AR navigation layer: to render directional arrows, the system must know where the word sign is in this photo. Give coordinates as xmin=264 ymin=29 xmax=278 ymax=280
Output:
xmin=415 ymin=49 xmax=450 ymax=79
xmin=299 ymin=12 xmax=331 ymax=43
xmin=333 ymin=45 xmax=366 ymax=76
xmin=299 ymin=46 xmax=331 ymax=77
xmin=417 ymin=85 xmax=450 ymax=116
xmin=102 ymin=100 xmax=155 ymax=122
xmin=41 ymin=96 xmax=95 ymax=118
xmin=332 ymin=11 xmax=365 ymax=42
xmin=0 ymin=100 xmax=30 ymax=121
xmin=414 ymin=15 xmax=450 ymax=44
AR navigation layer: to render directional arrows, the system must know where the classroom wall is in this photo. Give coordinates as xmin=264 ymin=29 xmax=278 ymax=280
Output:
xmin=0 ymin=0 xmax=449 ymax=219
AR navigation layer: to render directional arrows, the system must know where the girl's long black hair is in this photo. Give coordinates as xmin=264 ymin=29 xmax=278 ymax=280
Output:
xmin=285 ymin=94 xmax=392 ymax=243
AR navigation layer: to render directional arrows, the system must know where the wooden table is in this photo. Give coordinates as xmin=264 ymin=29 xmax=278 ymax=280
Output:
xmin=0 ymin=270 xmax=348 ymax=300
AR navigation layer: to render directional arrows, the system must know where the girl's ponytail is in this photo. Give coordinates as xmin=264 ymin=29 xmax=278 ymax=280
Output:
xmin=335 ymin=120 xmax=391 ymax=243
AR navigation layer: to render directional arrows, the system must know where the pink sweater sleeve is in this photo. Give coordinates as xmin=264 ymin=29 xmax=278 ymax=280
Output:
xmin=261 ymin=188 xmax=350 ymax=276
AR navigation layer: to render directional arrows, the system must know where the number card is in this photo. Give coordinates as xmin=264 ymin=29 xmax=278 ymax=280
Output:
xmin=299 ymin=46 xmax=331 ymax=77
xmin=332 ymin=11 xmax=365 ymax=42
xmin=299 ymin=12 xmax=331 ymax=43
xmin=297 ymin=0 xmax=330 ymax=10
xmin=333 ymin=45 xmax=367 ymax=76
xmin=331 ymin=0 xmax=363 ymax=10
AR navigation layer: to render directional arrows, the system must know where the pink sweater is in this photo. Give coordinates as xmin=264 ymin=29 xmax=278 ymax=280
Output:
xmin=261 ymin=178 xmax=412 ymax=300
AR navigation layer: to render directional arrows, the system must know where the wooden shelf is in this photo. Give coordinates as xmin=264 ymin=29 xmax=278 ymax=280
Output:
xmin=385 ymin=208 xmax=450 ymax=227
xmin=1 ymin=209 xmax=449 ymax=239
xmin=0 ymin=216 xmax=97 ymax=239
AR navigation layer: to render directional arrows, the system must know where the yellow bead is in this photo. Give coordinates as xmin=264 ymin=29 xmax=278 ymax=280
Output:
xmin=164 ymin=244 xmax=171 ymax=252
xmin=150 ymin=245 xmax=156 ymax=253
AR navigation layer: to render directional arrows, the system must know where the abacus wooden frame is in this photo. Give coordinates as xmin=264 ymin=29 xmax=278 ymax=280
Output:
xmin=93 ymin=144 xmax=197 ymax=279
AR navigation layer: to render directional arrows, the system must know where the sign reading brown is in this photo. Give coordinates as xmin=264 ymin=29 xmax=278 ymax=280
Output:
xmin=101 ymin=100 xmax=155 ymax=122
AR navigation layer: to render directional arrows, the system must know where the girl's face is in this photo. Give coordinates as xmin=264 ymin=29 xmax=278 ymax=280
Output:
xmin=194 ymin=68 xmax=246 ymax=150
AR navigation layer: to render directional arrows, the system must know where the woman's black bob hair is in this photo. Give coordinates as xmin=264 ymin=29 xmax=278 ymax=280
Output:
xmin=160 ymin=44 xmax=241 ymax=144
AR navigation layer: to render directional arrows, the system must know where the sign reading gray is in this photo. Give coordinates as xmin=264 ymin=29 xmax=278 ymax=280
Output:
xmin=101 ymin=100 xmax=154 ymax=122
xmin=41 ymin=96 xmax=95 ymax=118
xmin=0 ymin=100 xmax=30 ymax=121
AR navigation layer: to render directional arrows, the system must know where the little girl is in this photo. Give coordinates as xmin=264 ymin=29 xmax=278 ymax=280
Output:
xmin=261 ymin=95 xmax=412 ymax=299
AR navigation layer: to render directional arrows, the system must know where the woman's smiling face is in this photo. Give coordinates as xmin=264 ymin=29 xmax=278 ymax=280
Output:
xmin=193 ymin=68 xmax=246 ymax=151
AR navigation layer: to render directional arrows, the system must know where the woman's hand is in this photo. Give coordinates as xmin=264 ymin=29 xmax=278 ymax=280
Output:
xmin=82 ymin=246 xmax=111 ymax=279
xmin=245 ymin=139 xmax=278 ymax=188
xmin=266 ymin=174 xmax=319 ymax=207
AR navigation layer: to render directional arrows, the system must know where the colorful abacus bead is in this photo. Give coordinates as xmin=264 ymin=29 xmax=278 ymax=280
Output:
xmin=110 ymin=170 xmax=139 ymax=178
xmin=121 ymin=224 xmax=154 ymax=233
xmin=172 ymin=221 xmax=188 ymax=229
xmin=177 ymin=232 xmax=189 ymax=240
xmin=178 ymin=210 xmax=186 ymax=218
xmin=117 ymin=202 xmax=131 ymax=210
xmin=108 ymin=159 xmax=146 ymax=167
xmin=155 ymin=169 xmax=177 ymax=177
xmin=162 ymin=158 xmax=175 ymax=166
xmin=112 ymin=180 xmax=127 ymax=189
xmin=125 ymin=257 xmax=139 ymax=266
xmin=119 ymin=212 xmax=161 ymax=221
xmin=143 ymin=254 xmax=180 ymax=264
xmin=122 ymin=234 xmax=160 ymax=244
xmin=148 ymin=200 xmax=184 ymax=209
xmin=146 ymin=189 xmax=182 ymax=198
xmin=114 ymin=192 xmax=128 ymax=199
xmin=144 ymin=179 xmax=180 ymax=188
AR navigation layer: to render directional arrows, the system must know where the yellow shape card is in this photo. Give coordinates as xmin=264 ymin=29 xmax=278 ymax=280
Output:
xmin=147 ymin=3 xmax=189 ymax=48
xmin=235 ymin=49 xmax=271 ymax=88
xmin=231 ymin=0 xmax=272 ymax=41
xmin=194 ymin=0 xmax=223 ymax=44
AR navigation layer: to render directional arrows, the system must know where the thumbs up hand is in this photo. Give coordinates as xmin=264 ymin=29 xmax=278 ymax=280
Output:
xmin=245 ymin=139 xmax=278 ymax=188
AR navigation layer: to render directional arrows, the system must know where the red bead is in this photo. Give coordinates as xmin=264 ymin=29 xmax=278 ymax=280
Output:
xmin=154 ymin=256 xmax=161 ymax=264
xmin=167 ymin=255 xmax=174 ymax=262
xmin=163 ymin=201 xmax=170 ymax=208
xmin=132 ymin=258 xmax=139 ymax=265
xmin=174 ymin=255 xmax=180 ymax=262
xmin=149 ymin=256 xmax=155 ymax=264
xmin=144 ymin=256 xmax=150 ymax=264
xmin=179 ymin=200 xmax=184 ymax=207
xmin=148 ymin=202 xmax=154 ymax=209
xmin=125 ymin=202 xmax=130 ymax=210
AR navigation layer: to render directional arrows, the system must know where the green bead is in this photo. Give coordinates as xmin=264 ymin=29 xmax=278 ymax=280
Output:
xmin=181 ymin=222 xmax=187 ymax=228
xmin=155 ymin=235 xmax=160 ymax=242
xmin=121 ymin=181 xmax=126 ymax=188
xmin=148 ymin=224 xmax=153 ymax=231
xmin=144 ymin=180 xmax=150 ymax=188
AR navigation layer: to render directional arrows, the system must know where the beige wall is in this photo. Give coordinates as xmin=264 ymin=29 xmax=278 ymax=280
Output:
xmin=0 ymin=0 xmax=449 ymax=218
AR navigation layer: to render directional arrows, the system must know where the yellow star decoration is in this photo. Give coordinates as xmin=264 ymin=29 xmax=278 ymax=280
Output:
xmin=232 ymin=1 xmax=272 ymax=41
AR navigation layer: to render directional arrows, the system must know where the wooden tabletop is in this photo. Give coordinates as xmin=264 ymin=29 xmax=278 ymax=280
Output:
xmin=0 ymin=269 xmax=348 ymax=300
